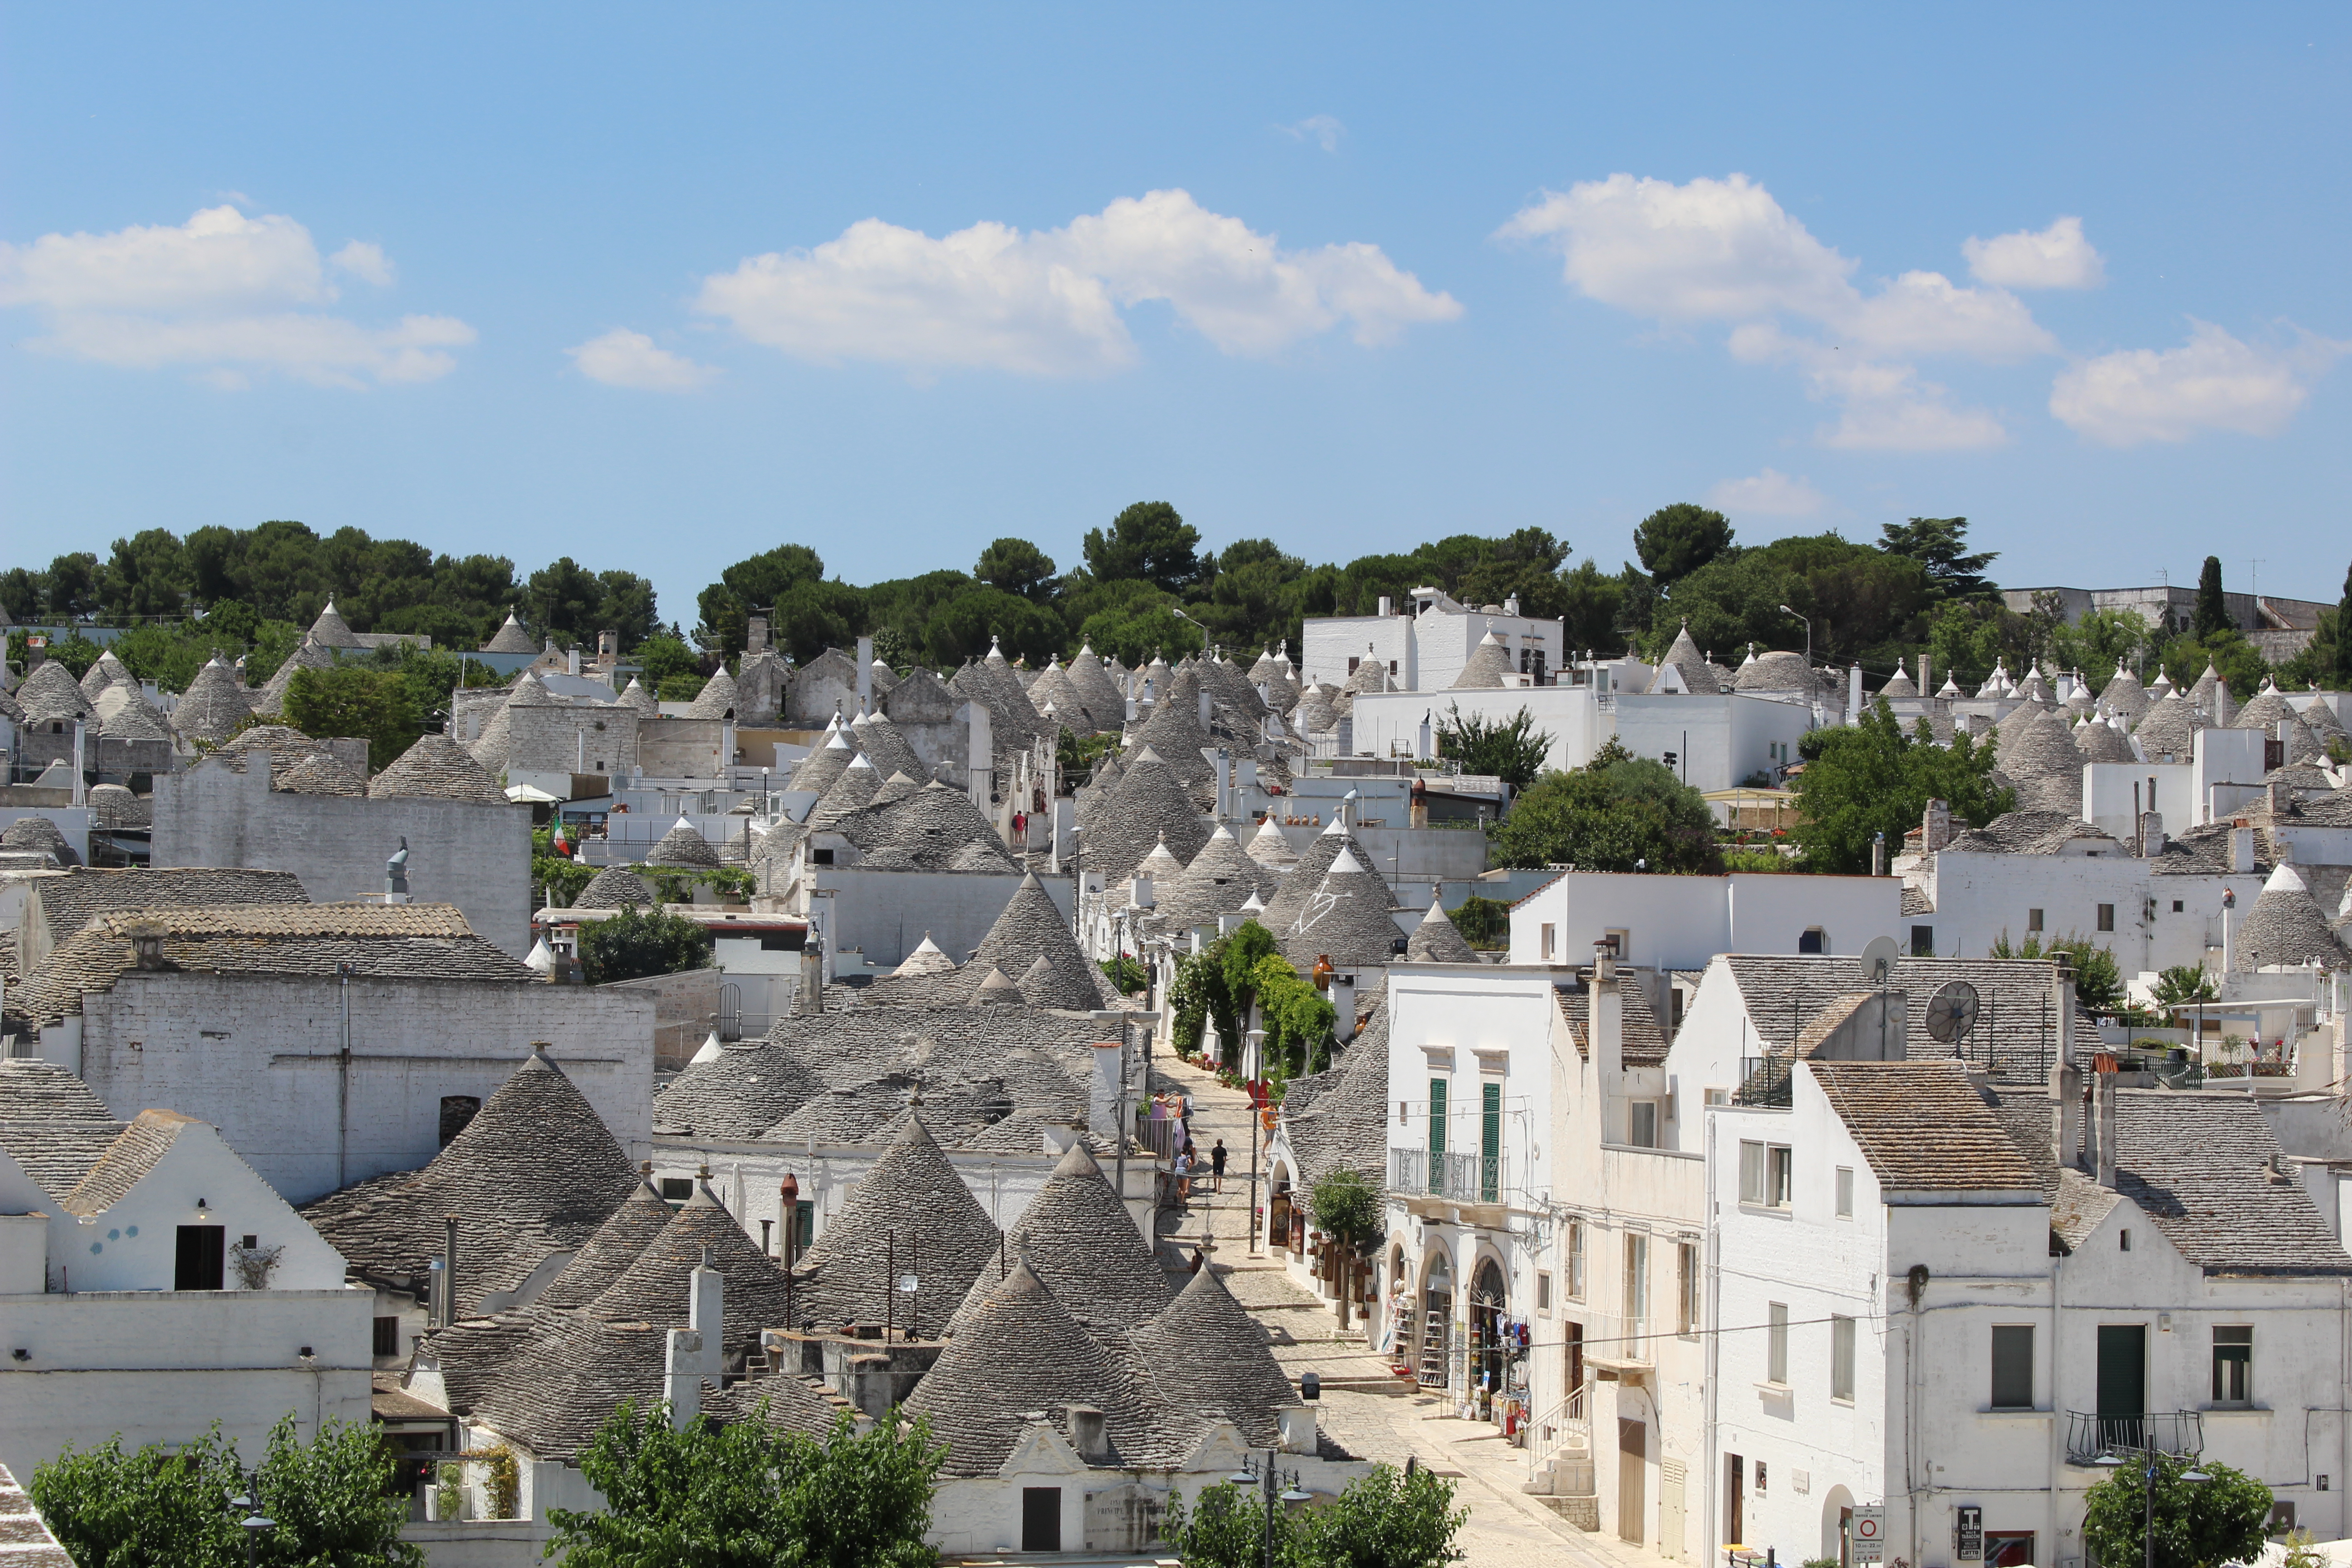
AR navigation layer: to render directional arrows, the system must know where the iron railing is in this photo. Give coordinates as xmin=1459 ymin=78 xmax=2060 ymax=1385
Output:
xmin=1388 ymin=1147 xmax=1504 ymax=1203
xmin=2064 ymin=1411 xmax=2204 ymax=1465
xmin=1735 ymin=1054 xmax=1793 ymax=1108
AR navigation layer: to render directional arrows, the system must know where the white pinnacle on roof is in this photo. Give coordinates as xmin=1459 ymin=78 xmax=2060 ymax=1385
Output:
xmin=525 ymin=937 xmax=556 ymax=975
xmin=1240 ymin=888 xmax=1265 ymax=912
xmin=1245 ymin=817 xmax=1298 ymax=867
xmin=1329 ymin=846 xmax=1366 ymax=874
xmin=2266 ymin=863 xmax=2308 ymax=895
xmin=893 ymin=932 xmax=955 ymax=977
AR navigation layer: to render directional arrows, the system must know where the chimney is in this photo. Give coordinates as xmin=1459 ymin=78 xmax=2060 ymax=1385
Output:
xmin=1198 ymin=686 xmax=1212 ymax=729
xmin=598 ymin=629 xmax=617 ymax=665
xmin=1377 ymin=596 xmax=1393 ymax=617
xmin=126 ymin=922 xmax=167 ymax=971
xmin=1066 ymin=1404 xmax=1111 ymax=1462
xmin=2053 ymin=954 xmax=2078 ymax=1068
xmin=2137 ymin=812 xmax=2166 ymax=858
xmin=1917 ymin=652 xmax=1931 ymax=696
xmin=856 ymin=634 xmax=874 ymax=709
xmin=1592 ymin=943 xmax=1626 ymax=1128
xmin=665 ymin=1329 xmax=706 ymax=1427
xmin=1088 ymin=1038 xmax=1125 ymax=1136
xmin=427 ymin=1257 xmax=448 ymax=1327
xmin=746 ymin=616 xmax=769 ymax=655
xmin=1923 ymin=799 xmax=1952 ymax=854
xmin=1849 ymin=663 xmax=1864 ymax=725
xmin=797 ymin=944 xmax=824 ymax=1015
xmin=850 ymin=1353 xmax=895 ymax=1421
xmin=568 ymin=647 xmax=582 ymax=676
xmin=444 ymin=1214 xmax=460 ymax=1323
xmin=2230 ymin=823 xmax=2256 ymax=874
xmin=2093 ymin=1071 xmax=2119 ymax=1190
xmin=2050 ymin=1056 xmax=2084 ymax=1170
xmin=1330 ymin=974 xmax=1356 ymax=1038
xmin=665 ymin=1253 xmax=724 ymax=1428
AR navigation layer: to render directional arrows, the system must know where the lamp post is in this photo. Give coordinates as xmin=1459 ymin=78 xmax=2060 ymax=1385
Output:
xmin=1228 ymin=1448 xmax=1312 ymax=1568
xmin=225 ymin=1487 xmax=273 ymax=1568
xmin=1778 ymin=605 xmax=1816 ymax=728
xmin=2094 ymin=1448 xmax=2210 ymax=1568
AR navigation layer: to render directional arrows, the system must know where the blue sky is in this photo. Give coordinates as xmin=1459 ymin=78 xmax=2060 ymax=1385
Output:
xmin=4 ymin=4 xmax=2347 ymax=623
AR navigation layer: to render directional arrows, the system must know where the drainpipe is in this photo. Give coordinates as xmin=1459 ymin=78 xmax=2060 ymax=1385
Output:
xmin=336 ymin=962 xmax=355 ymax=1190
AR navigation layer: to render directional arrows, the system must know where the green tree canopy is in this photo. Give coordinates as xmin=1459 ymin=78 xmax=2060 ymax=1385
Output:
xmin=1878 ymin=516 xmax=1998 ymax=602
xmin=283 ymin=664 xmax=424 ymax=773
xmin=2192 ymin=555 xmax=2231 ymax=639
xmin=1634 ymin=504 xmax=1734 ymax=586
xmin=1791 ymin=703 xmax=2012 ymax=873
xmin=2080 ymin=1454 xmax=2270 ymax=1568
xmin=1435 ymin=704 xmax=1553 ymax=788
xmin=973 ymin=537 xmax=1058 ymax=601
xmin=547 ymin=1401 xmax=944 ymax=1568
xmin=578 ymin=906 xmax=716 ymax=985
xmin=697 ymin=543 xmax=834 ymax=658
xmin=1493 ymin=738 xmax=1723 ymax=874
xmin=30 ymin=1416 xmax=421 ymax=1568
xmin=1083 ymin=501 xmax=1203 ymax=593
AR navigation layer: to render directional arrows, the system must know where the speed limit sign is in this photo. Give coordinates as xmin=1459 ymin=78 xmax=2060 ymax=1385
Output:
xmin=1851 ymin=1506 xmax=1886 ymax=1564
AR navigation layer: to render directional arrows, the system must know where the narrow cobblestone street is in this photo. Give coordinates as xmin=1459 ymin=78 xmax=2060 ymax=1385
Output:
xmin=1152 ymin=1052 xmax=1676 ymax=1568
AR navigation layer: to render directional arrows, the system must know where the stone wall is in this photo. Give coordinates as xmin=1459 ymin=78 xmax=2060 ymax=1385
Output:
xmin=505 ymin=703 xmax=638 ymax=777
xmin=152 ymin=753 xmax=534 ymax=955
xmin=600 ymin=965 xmax=721 ymax=1070
xmin=63 ymin=969 xmax=654 ymax=1202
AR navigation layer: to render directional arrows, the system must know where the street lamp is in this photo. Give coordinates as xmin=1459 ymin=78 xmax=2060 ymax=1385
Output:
xmin=1779 ymin=605 xmax=1817 ymax=730
xmin=225 ymin=1489 xmax=273 ymax=1568
xmin=2094 ymin=1449 xmax=2210 ymax=1568
xmin=1229 ymin=1448 xmax=1311 ymax=1567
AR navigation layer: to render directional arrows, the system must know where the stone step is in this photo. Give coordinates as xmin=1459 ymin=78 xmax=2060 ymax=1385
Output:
xmin=1537 ymin=1494 xmax=1600 ymax=1531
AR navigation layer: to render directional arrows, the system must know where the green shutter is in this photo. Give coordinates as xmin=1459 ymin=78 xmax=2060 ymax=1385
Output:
xmin=1481 ymin=1082 xmax=1502 ymax=1202
xmin=1428 ymin=1079 xmax=1446 ymax=1195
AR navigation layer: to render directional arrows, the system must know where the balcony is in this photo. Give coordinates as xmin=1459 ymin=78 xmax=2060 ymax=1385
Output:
xmin=1734 ymin=1054 xmax=1793 ymax=1108
xmin=1388 ymin=1147 xmax=1504 ymax=1205
xmin=2064 ymin=1411 xmax=2205 ymax=1466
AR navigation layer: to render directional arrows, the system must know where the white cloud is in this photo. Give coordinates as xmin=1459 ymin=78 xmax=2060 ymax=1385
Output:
xmin=0 ymin=205 xmax=468 ymax=387
xmin=1964 ymin=216 xmax=2105 ymax=289
xmin=330 ymin=240 xmax=396 ymax=287
xmin=692 ymin=188 xmax=1460 ymax=376
xmin=1499 ymin=172 xmax=2043 ymax=449
xmin=1704 ymin=468 xmax=1826 ymax=516
xmin=2049 ymin=320 xmax=2343 ymax=446
xmin=1281 ymin=115 xmax=1346 ymax=153
xmin=568 ymin=328 xmax=718 ymax=392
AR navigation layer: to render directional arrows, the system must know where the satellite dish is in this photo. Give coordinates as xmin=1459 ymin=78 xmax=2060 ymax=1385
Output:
xmin=1859 ymin=935 xmax=1901 ymax=987
xmin=1926 ymin=980 xmax=1981 ymax=1045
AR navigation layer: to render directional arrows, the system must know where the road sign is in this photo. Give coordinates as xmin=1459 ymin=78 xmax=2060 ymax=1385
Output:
xmin=1955 ymin=1504 xmax=1983 ymax=1560
xmin=1852 ymin=1506 xmax=1886 ymax=1564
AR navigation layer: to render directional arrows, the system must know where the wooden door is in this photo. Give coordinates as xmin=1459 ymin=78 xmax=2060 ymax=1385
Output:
xmin=1020 ymin=1487 xmax=1061 ymax=1552
xmin=1660 ymin=1458 xmax=1686 ymax=1560
xmin=1617 ymin=1418 xmax=1646 ymax=1545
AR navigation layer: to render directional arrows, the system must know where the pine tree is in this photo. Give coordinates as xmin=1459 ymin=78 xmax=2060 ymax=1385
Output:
xmin=2333 ymin=561 xmax=2352 ymax=688
xmin=2193 ymin=556 xmax=2231 ymax=639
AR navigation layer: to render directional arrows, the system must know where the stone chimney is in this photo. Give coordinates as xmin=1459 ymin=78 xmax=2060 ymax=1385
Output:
xmin=2137 ymin=812 xmax=2166 ymax=858
xmin=1066 ymin=1404 xmax=1111 ymax=1462
xmin=665 ymin=1252 xmax=724 ymax=1429
xmin=1922 ymin=799 xmax=1952 ymax=854
xmin=126 ymin=921 xmax=168 ymax=971
xmin=2230 ymin=823 xmax=2256 ymax=874
xmin=1917 ymin=652 xmax=1931 ymax=696
xmin=2050 ymin=1057 xmax=2084 ymax=1171
xmin=2092 ymin=1071 xmax=2119 ymax=1190
xmin=746 ymin=616 xmax=769 ymax=656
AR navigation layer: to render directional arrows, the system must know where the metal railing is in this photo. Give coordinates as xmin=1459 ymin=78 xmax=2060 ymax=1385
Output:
xmin=1735 ymin=1054 xmax=1793 ymax=1108
xmin=1526 ymin=1382 xmax=1590 ymax=1463
xmin=2064 ymin=1411 xmax=2204 ymax=1465
xmin=1388 ymin=1146 xmax=1504 ymax=1203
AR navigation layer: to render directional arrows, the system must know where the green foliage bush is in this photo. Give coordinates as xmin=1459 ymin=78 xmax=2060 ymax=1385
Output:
xmin=578 ymin=906 xmax=715 ymax=985
xmin=1494 ymin=739 xmax=1722 ymax=874
xmin=1791 ymin=704 xmax=2011 ymax=874
xmin=1435 ymin=704 xmax=1553 ymax=789
xmin=2079 ymin=1454 xmax=2270 ymax=1568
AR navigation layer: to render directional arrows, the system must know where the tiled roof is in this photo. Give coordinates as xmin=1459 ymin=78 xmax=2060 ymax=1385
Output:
xmin=12 ymin=902 xmax=539 ymax=1024
xmin=2075 ymin=717 xmax=2136 ymax=764
xmin=806 ymin=755 xmax=882 ymax=831
xmin=1554 ymin=978 xmax=1671 ymax=1066
xmin=1246 ymin=817 xmax=1300 ymax=867
xmin=81 ymin=650 xmax=136 ymax=700
xmin=789 ymin=730 xmax=857 ymax=796
xmin=275 ymin=750 xmax=369 ymax=797
xmin=0 ymin=1460 xmax=72 ymax=1567
xmin=1150 ymin=824 xmax=1276 ymax=934
xmin=1451 ymin=632 xmax=1514 ymax=689
xmin=789 ymin=1112 xmax=1002 ymax=1339
xmin=617 ymin=676 xmax=658 ymax=716
xmin=702 ymin=1368 xmax=847 ymax=1439
xmin=2097 ymin=664 xmax=2151 ymax=724
xmin=1123 ymin=670 xmax=1218 ymax=785
xmin=61 ymin=1109 xmax=205 ymax=1216
xmin=481 ymin=612 xmax=536 ymax=654
xmin=947 ymin=1142 xmax=1166 ymax=1338
xmin=306 ymin=600 xmax=362 ymax=649
xmin=307 ymin=1048 xmax=639 ymax=1312
xmin=2236 ymin=864 xmax=2351 ymax=969
xmin=1292 ymin=682 xmax=1339 ymax=737
xmin=16 ymin=661 xmax=94 ymax=723
xmin=1720 ymin=954 xmax=2092 ymax=1083
xmin=0 ymin=1060 xmax=129 ymax=1201
xmin=685 ymin=664 xmax=739 ymax=720
xmin=1066 ymin=646 xmax=1129 ymax=733
xmin=85 ymin=784 xmax=150 ymax=831
xmin=850 ymin=713 xmax=926 ymax=782
xmin=369 ymin=732 xmax=510 ymax=805
xmin=892 ymin=933 xmax=954 ymax=976
xmin=1280 ymin=995 xmax=1391 ymax=1187
xmin=1808 ymin=1059 xmax=2037 ymax=1192
xmin=2132 ymin=691 xmax=2204 ymax=761
xmin=2108 ymin=1091 xmax=2352 ymax=1276
xmin=29 ymin=867 xmax=308 ymax=949
xmin=92 ymin=686 xmax=173 ymax=742
xmin=1646 ymin=624 xmax=1722 ymax=695
xmin=252 ymin=638 xmax=336 ymax=718
xmin=1259 ymin=818 xmax=1372 ymax=933
xmin=1945 ymin=811 xmax=2117 ymax=856
xmin=585 ymin=1181 xmax=795 ymax=1358
xmin=2149 ymin=821 xmax=2273 ymax=877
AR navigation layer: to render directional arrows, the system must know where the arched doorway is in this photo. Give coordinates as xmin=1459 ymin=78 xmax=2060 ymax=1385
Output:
xmin=1469 ymin=1257 xmax=1509 ymax=1420
xmin=1821 ymin=1485 xmax=1857 ymax=1568
xmin=1267 ymin=1162 xmax=1294 ymax=1251
xmin=1415 ymin=1250 xmax=1453 ymax=1388
xmin=1380 ymin=1241 xmax=1409 ymax=1357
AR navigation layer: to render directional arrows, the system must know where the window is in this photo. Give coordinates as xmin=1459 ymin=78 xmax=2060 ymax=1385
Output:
xmin=1347 ymin=656 xmax=1360 ymax=674
xmin=1604 ymin=929 xmax=1629 ymax=959
xmin=2173 ymin=899 xmax=2185 ymax=913
xmin=1536 ymin=1272 xmax=1553 ymax=1312
xmin=1767 ymin=1303 xmax=1789 ymax=1384
xmin=2097 ymin=903 xmax=2117 ymax=933
xmin=2269 ymin=1504 xmax=2298 ymax=1538
xmin=1428 ymin=1079 xmax=1447 ymax=1161
xmin=175 ymin=1225 xmax=225 ymax=1291
xmin=1567 ymin=1223 xmax=1586 ymax=1300
xmin=1677 ymin=1243 xmax=1699 ymax=1334
xmin=1910 ymin=924 xmax=1935 ymax=956
xmin=1990 ymin=1324 xmax=2034 ymax=1409
xmin=1624 ymin=1234 xmax=1650 ymax=1328
xmin=1798 ymin=927 xmax=1825 ymax=954
xmin=2120 ymin=1228 xmax=2132 ymax=1251
xmin=1480 ymin=1082 xmax=1502 ymax=1203
xmin=1540 ymin=923 xmax=1556 ymax=960
xmin=1832 ymin=1315 xmax=1856 ymax=1401
xmin=438 ymin=1095 xmax=481 ymax=1148
xmin=1754 ymin=1460 xmax=1769 ymax=1494
xmin=1630 ymin=1101 xmax=1659 ymax=1147
xmin=1740 ymin=1142 xmax=1792 ymax=1207
xmin=1835 ymin=1166 xmax=1855 ymax=1218
xmin=373 ymin=1317 xmax=401 ymax=1357
xmin=812 ymin=847 xmax=835 ymax=866
xmin=1985 ymin=1532 xmax=2037 ymax=1568
xmin=2027 ymin=908 xmax=2045 ymax=933
xmin=1670 ymin=989 xmax=1685 ymax=1031
xmin=659 ymin=1177 xmax=694 ymax=1204
xmin=2213 ymin=1326 xmax=2252 ymax=1405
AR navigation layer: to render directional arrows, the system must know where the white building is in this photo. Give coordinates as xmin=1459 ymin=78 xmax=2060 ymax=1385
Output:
xmin=0 ymin=1105 xmax=372 ymax=1483
xmin=1299 ymin=588 xmax=1564 ymax=694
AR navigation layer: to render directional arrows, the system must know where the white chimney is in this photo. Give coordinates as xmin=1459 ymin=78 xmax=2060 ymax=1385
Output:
xmin=1377 ymin=596 xmax=1393 ymax=617
xmin=2230 ymin=824 xmax=2256 ymax=874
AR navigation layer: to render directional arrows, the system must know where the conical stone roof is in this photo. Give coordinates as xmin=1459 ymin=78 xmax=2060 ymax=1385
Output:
xmin=1123 ymin=834 xmax=1186 ymax=903
xmin=1453 ymin=631 xmax=1514 ymax=689
xmin=851 ymin=712 xmax=926 ymax=781
xmin=2075 ymin=716 xmax=2136 ymax=765
xmin=1292 ymin=681 xmax=1339 ymax=736
xmin=2002 ymin=709 xmax=2089 ymax=815
xmin=1260 ymin=815 xmax=1372 ymax=932
xmin=1405 ymin=899 xmax=1479 ymax=962
xmin=870 ymin=769 xmax=923 ymax=809
xmin=16 ymin=661 xmax=93 ymax=723
xmin=948 ymin=1142 xmax=1167 ymax=1338
xmin=1125 ymin=1264 xmax=1297 ymax=1448
xmin=617 ymin=676 xmax=658 ymax=716
xmin=1648 ymin=623 xmax=1719 ymax=694
xmin=306 ymin=599 xmax=362 ymax=649
xmin=2186 ymin=663 xmax=2233 ymax=725
xmin=369 ymin=731 xmax=509 ymax=805
xmin=1245 ymin=817 xmax=1299 ymax=868
xmin=1877 ymin=669 xmax=1919 ymax=701
xmin=1151 ymin=823 xmax=1275 ymax=933
xmin=1066 ymin=644 xmax=1128 ymax=731
xmin=788 ymin=729 xmax=857 ymax=796
xmin=254 ymin=638 xmax=335 ymax=718
xmin=970 ymin=966 xmax=1024 ymax=1005
xmin=1279 ymin=846 xmax=1403 ymax=969
xmin=1123 ymin=668 xmax=1217 ymax=785
xmin=2233 ymin=683 xmax=2296 ymax=734
xmin=790 ymin=1112 xmax=1002 ymax=1340
xmin=893 ymin=933 xmax=954 ymax=977
xmin=1026 ymin=658 xmax=1102 ymax=736
xmin=304 ymin=1049 xmax=638 ymax=1313
xmin=2134 ymin=691 xmax=2205 ymax=762
xmin=2237 ymin=864 xmax=2352 ymax=970
xmin=538 ymin=1171 xmax=673 ymax=1310
xmin=829 ymin=779 xmax=1019 ymax=873
xmin=969 ymin=872 xmax=1109 ymax=1011
xmin=586 ymin=1178 xmax=796 ymax=1357
xmin=902 ymin=1259 xmax=1152 ymax=1477
xmin=686 ymin=664 xmax=739 ymax=720
xmin=80 ymin=650 xmax=137 ymax=700
xmin=648 ymin=817 xmax=720 ymax=868
xmin=1081 ymin=748 xmax=1210 ymax=884
xmin=92 ymin=686 xmax=172 ymax=742
xmin=482 ymin=612 xmax=537 ymax=654
xmin=172 ymin=655 xmax=253 ymax=743
xmin=573 ymin=865 xmax=659 ymax=910
xmin=808 ymin=754 xmax=883 ymax=831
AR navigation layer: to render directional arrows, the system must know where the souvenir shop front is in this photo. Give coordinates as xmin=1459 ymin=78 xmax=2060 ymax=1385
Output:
xmin=1387 ymin=1235 xmax=1532 ymax=1435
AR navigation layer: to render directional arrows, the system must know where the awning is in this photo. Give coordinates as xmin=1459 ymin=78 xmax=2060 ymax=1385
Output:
xmin=504 ymin=783 xmax=563 ymax=804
